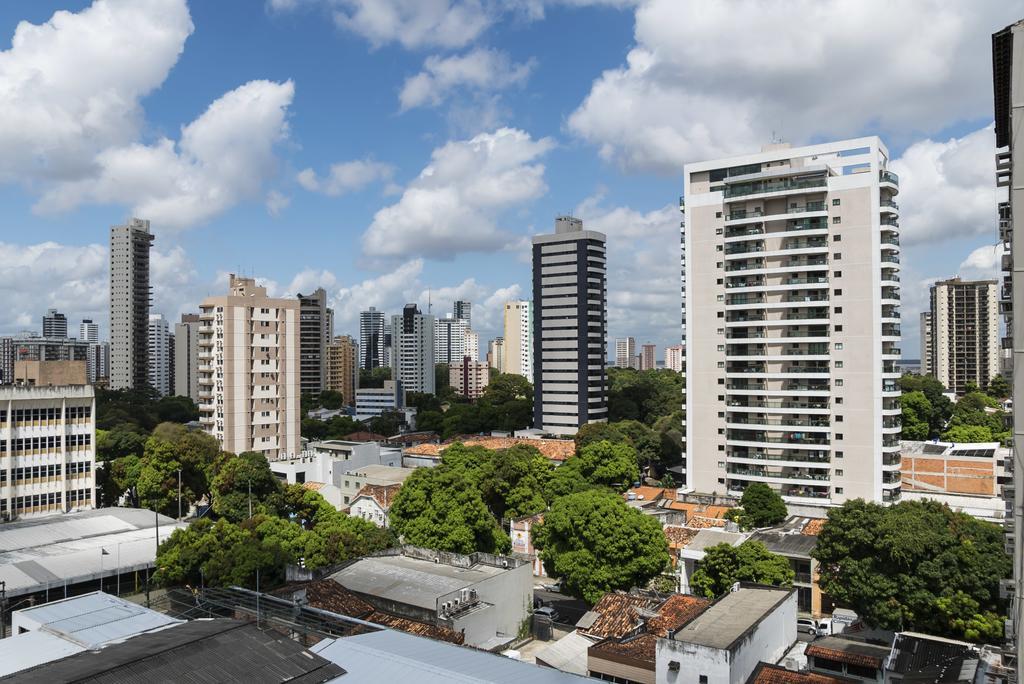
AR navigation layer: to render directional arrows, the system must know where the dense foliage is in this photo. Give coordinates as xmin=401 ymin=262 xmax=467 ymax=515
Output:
xmin=731 ymin=483 xmax=788 ymax=529
xmin=899 ymin=374 xmax=1010 ymax=445
xmin=532 ymin=489 xmax=670 ymax=604
xmin=607 ymin=367 xmax=684 ymax=425
xmin=813 ymin=499 xmax=1010 ymax=642
xmin=690 ymin=541 xmax=794 ymax=598
xmin=415 ymin=373 xmax=533 ymax=439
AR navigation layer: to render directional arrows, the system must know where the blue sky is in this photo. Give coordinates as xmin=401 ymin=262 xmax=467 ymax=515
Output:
xmin=0 ymin=0 xmax=1019 ymax=360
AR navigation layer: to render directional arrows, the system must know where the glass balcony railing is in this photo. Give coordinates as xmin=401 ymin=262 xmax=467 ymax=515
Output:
xmin=880 ymin=199 xmax=899 ymax=209
xmin=725 ymin=176 xmax=828 ymax=198
xmin=727 ymin=399 xmax=829 ymax=410
xmin=880 ymin=170 xmax=900 ymax=185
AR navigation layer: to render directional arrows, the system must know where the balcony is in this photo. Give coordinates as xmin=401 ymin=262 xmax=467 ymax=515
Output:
xmin=879 ymin=170 xmax=900 ymax=186
xmin=727 ymin=399 xmax=829 ymax=410
xmin=880 ymin=199 xmax=899 ymax=210
xmin=724 ymin=176 xmax=827 ymax=199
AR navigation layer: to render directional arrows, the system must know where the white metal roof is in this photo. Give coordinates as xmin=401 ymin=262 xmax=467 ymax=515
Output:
xmin=15 ymin=591 xmax=181 ymax=649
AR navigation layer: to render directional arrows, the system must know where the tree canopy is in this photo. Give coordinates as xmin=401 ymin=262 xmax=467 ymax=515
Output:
xmin=532 ymin=489 xmax=670 ymax=604
xmin=548 ymin=440 xmax=640 ymax=498
xmin=735 ymin=483 xmax=788 ymax=529
xmin=690 ymin=541 xmax=794 ymax=598
xmin=607 ymin=367 xmax=684 ymax=425
xmin=812 ymin=499 xmax=1010 ymax=642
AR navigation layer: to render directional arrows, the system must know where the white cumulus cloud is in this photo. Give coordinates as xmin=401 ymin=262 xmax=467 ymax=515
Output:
xmin=400 ymin=48 xmax=535 ymax=111
xmin=35 ymin=79 xmax=296 ymax=231
xmin=0 ymin=0 xmax=193 ymax=182
xmin=362 ymin=127 xmax=555 ymax=259
xmin=569 ymin=0 xmax=1020 ymax=172
xmin=332 ymin=0 xmax=492 ymax=50
xmin=297 ymin=159 xmax=394 ymax=196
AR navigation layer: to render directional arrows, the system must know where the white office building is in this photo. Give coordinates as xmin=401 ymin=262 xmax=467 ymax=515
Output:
xmin=434 ymin=314 xmax=469 ymax=365
xmin=615 ymin=337 xmax=636 ymax=368
xmin=147 ymin=314 xmax=171 ymax=396
xmin=683 ymin=138 xmax=902 ymax=504
xmin=502 ymin=300 xmax=533 ymax=382
xmin=109 ymin=218 xmax=153 ymax=390
xmin=0 ymin=384 xmax=96 ymax=520
xmin=532 ymin=216 xmax=608 ymax=436
xmin=390 ymin=305 xmax=435 ymax=394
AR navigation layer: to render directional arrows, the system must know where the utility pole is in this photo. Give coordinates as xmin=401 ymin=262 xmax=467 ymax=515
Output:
xmin=1 ymin=581 xmax=6 ymax=639
xmin=177 ymin=468 xmax=182 ymax=520
xmin=248 ymin=480 xmax=252 ymax=519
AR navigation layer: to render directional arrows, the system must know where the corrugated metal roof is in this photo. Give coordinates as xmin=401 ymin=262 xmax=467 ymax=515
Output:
xmin=0 ymin=509 xmax=187 ymax=597
xmin=0 ymin=630 xmax=85 ymax=677
xmin=534 ymin=631 xmax=594 ymax=676
xmin=312 ymin=629 xmax=592 ymax=682
xmin=16 ymin=592 xmax=181 ymax=649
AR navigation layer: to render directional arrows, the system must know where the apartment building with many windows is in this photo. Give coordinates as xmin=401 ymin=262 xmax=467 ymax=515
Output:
xmin=109 ymin=218 xmax=153 ymax=390
xmin=197 ymin=275 xmax=301 ymax=458
xmin=614 ymin=337 xmax=636 ymax=369
xmin=298 ymin=288 xmax=331 ymax=396
xmin=326 ymin=335 xmax=358 ymax=406
xmin=532 ymin=216 xmax=608 ymax=436
xmin=0 ymin=382 xmax=95 ymax=520
xmin=359 ymin=307 xmax=386 ymax=371
xmin=502 ymin=301 xmax=533 ymax=382
xmin=927 ymin=278 xmax=1000 ymax=394
xmin=683 ymin=138 xmax=901 ymax=504
xmin=390 ymin=304 xmax=435 ymax=395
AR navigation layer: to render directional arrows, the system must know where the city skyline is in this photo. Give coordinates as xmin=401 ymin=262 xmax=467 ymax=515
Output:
xmin=0 ymin=1 xmax=1016 ymax=357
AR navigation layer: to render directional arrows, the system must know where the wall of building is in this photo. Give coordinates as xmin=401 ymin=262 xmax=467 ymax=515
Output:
xmin=442 ymin=559 xmax=532 ymax=647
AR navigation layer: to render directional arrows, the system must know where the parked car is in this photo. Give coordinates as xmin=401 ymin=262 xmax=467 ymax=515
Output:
xmin=535 ymin=607 xmax=561 ymax=622
xmin=797 ymin=618 xmax=819 ymax=635
xmin=541 ymin=580 xmax=563 ymax=592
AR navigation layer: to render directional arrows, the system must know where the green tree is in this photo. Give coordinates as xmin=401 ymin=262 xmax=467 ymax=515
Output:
xmin=900 ymin=391 xmax=933 ymax=440
xmin=301 ymin=513 xmax=395 ymax=568
xmin=415 ymin=410 xmax=445 ymax=433
xmin=607 ymin=368 xmax=684 ymax=425
xmin=532 ymin=490 xmax=670 ymax=604
xmin=900 ymin=374 xmax=953 ymax=436
xmin=368 ymin=410 xmax=403 ymax=437
xmin=548 ymin=440 xmax=640 ymax=498
xmin=389 ymin=461 xmax=511 ymax=554
xmin=97 ymin=424 xmax=148 ymax=460
xmin=812 ymin=499 xmax=1010 ymax=642
xmin=986 ymin=374 xmax=1011 ymax=400
xmin=942 ymin=424 xmax=994 ymax=443
xmin=154 ymin=395 xmax=200 ymax=424
xmin=210 ymin=451 xmax=285 ymax=522
xmin=615 ymin=420 xmax=662 ymax=470
xmin=574 ymin=423 xmax=628 ymax=452
xmin=319 ymin=390 xmax=345 ymax=410
xmin=477 ymin=444 xmax=554 ymax=520
xmin=690 ymin=541 xmax=794 ymax=598
xmin=359 ymin=367 xmax=391 ymax=388
xmin=738 ymin=483 xmax=788 ymax=529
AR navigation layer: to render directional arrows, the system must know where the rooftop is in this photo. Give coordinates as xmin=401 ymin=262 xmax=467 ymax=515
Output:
xmin=312 ymin=628 xmax=589 ymax=682
xmin=352 ymin=483 xmax=402 ymax=510
xmin=13 ymin=591 xmax=181 ymax=649
xmin=888 ymin=631 xmax=979 ymax=683
xmin=4 ymin=619 xmax=344 ymax=683
xmin=805 ymin=636 xmax=892 ymax=669
xmin=681 ymin=529 xmax=747 ymax=554
xmin=749 ymin=662 xmax=855 ymax=684
xmin=329 ymin=548 xmax=513 ymax=611
xmin=900 ymin=441 xmax=1005 ymax=459
xmin=671 ymin=586 xmax=794 ymax=650
xmin=343 ymin=464 xmax=415 ymax=483
xmin=403 ymin=436 xmax=576 ymax=462
xmin=749 ymin=531 xmax=818 ymax=558
xmin=0 ymin=508 xmax=187 ymax=597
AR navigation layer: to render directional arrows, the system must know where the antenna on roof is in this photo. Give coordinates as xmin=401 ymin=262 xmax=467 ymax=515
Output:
xmin=427 ymin=288 xmax=432 ymax=314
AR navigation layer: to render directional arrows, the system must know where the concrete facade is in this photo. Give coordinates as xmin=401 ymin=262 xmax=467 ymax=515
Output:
xmin=325 ymin=335 xmax=358 ymax=406
xmin=502 ymin=301 xmax=533 ymax=381
xmin=355 ymin=380 xmax=404 ymax=417
xmin=928 ymin=278 xmax=1000 ymax=393
xmin=435 ymin=315 xmax=469 ymax=365
xmin=147 ymin=313 xmax=170 ymax=396
xmin=359 ymin=307 xmax=386 ymax=370
xmin=0 ymin=336 xmax=90 ymax=387
xmin=683 ymin=138 xmax=902 ymax=505
xmin=920 ymin=311 xmax=933 ymax=377
xmin=197 ymin=275 xmax=301 ymax=458
xmin=174 ymin=314 xmax=201 ymax=403
xmin=108 ymin=218 xmax=153 ymax=391
xmin=532 ymin=216 xmax=608 ymax=436
xmin=488 ymin=337 xmax=505 ymax=370
xmin=0 ymin=383 xmax=95 ymax=520
xmin=42 ymin=309 xmax=67 ymax=339
xmin=655 ymin=586 xmax=797 ymax=684
xmin=390 ymin=304 xmax=435 ymax=394
xmin=615 ymin=337 xmax=637 ymax=368
xmin=298 ymin=288 xmax=331 ymax=396
xmin=666 ymin=345 xmax=685 ymax=373
xmin=450 ymin=356 xmax=490 ymax=399
xmin=641 ymin=344 xmax=657 ymax=370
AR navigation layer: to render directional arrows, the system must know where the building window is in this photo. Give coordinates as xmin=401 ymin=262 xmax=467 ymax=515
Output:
xmin=836 ymin=451 xmax=843 ymax=458
xmin=835 ymin=487 xmax=844 ymax=494
xmin=833 ymin=271 xmax=842 ymax=278
xmin=836 ymin=434 xmax=843 ymax=440
xmin=715 ymin=212 xmax=722 ymax=218
xmin=835 ymin=361 xmax=843 ymax=368
xmin=835 ymin=379 xmax=843 ymax=386
xmin=832 ymin=216 xmax=841 ymax=224
xmin=835 ymin=470 xmax=843 ymax=476
xmin=832 ymin=199 xmax=841 ymax=206
xmin=834 ymin=343 xmax=843 ymax=350
xmin=700 ymin=676 xmax=709 ymax=684
xmin=833 ymin=235 xmax=841 ymax=242
xmin=717 ymin=345 xmax=725 ymax=351
xmin=836 ymin=415 xmax=843 ymax=422
xmin=834 ymin=253 xmax=842 ymax=260
xmin=835 ymin=325 xmax=843 ymax=332
xmin=715 ymin=228 xmax=723 ymax=235
xmin=834 ymin=307 xmax=842 ymax=314
xmin=834 ymin=289 xmax=842 ymax=295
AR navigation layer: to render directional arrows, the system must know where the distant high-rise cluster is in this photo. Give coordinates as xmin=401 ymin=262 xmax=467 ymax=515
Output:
xmin=919 ymin=278 xmax=1000 ymax=395
xmin=615 ymin=337 xmax=636 ymax=369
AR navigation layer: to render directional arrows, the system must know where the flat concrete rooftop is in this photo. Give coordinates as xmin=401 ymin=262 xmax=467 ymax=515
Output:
xmin=330 ymin=554 xmax=505 ymax=611
xmin=671 ymin=586 xmax=792 ymax=650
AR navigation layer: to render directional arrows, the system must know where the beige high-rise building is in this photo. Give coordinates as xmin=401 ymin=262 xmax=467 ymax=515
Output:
xmin=326 ymin=335 xmax=358 ymax=406
xmin=614 ymin=337 xmax=636 ymax=369
xmin=683 ymin=137 xmax=901 ymax=504
xmin=919 ymin=312 xmax=933 ymax=376
xmin=197 ymin=275 xmax=301 ymax=458
xmin=450 ymin=356 xmax=489 ymax=399
xmin=501 ymin=301 xmax=533 ymax=382
xmin=109 ymin=218 xmax=153 ymax=390
xmin=928 ymin=278 xmax=1000 ymax=394
xmin=640 ymin=344 xmax=657 ymax=370
xmin=487 ymin=337 xmax=504 ymax=370
xmin=665 ymin=345 xmax=684 ymax=373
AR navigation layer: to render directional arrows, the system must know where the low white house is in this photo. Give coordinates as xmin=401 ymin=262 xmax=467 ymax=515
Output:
xmin=348 ymin=483 xmax=402 ymax=528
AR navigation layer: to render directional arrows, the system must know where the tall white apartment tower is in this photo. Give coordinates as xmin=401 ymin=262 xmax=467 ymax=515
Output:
xmin=928 ymin=278 xmax=1000 ymax=394
xmin=532 ymin=216 xmax=608 ymax=435
xmin=109 ymin=218 xmax=153 ymax=390
xmin=435 ymin=314 xmax=469 ymax=365
xmin=79 ymin=320 xmax=98 ymax=344
xmin=147 ymin=314 xmax=171 ymax=396
xmin=683 ymin=138 xmax=901 ymax=504
xmin=197 ymin=275 xmax=301 ymax=458
xmin=43 ymin=309 xmax=68 ymax=338
xmin=79 ymin=319 xmax=104 ymax=384
xmin=502 ymin=301 xmax=533 ymax=382
xmin=359 ymin=307 xmax=386 ymax=370
xmin=390 ymin=304 xmax=435 ymax=394
xmin=174 ymin=314 xmax=202 ymax=403
xmin=919 ymin=312 xmax=934 ymax=376
xmin=614 ymin=337 xmax=636 ymax=368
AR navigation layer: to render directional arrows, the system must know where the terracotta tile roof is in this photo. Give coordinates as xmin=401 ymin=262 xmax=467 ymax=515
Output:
xmin=802 ymin=518 xmax=826 ymax=536
xmin=805 ymin=644 xmax=885 ymax=669
xmin=366 ymin=611 xmax=464 ymax=644
xmin=686 ymin=515 xmax=728 ymax=529
xmin=662 ymin=501 xmax=732 ymax=520
xmin=403 ymin=437 xmax=576 ymax=462
xmin=578 ymin=593 xmax=658 ymax=639
xmin=591 ymin=632 xmax=659 ymax=662
xmin=750 ymin=663 xmax=855 ymax=684
xmin=271 ymin=579 xmax=462 ymax=644
xmin=353 ymin=483 xmax=402 ymax=510
xmin=386 ymin=432 xmax=439 ymax=445
xmin=663 ymin=526 xmax=699 ymax=548
xmin=646 ymin=594 xmax=710 ymax=636
xmin=302 ymin=481 xmax=326 ymax=492
xmin=626 ymin=486 xmax=671 ymax=503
